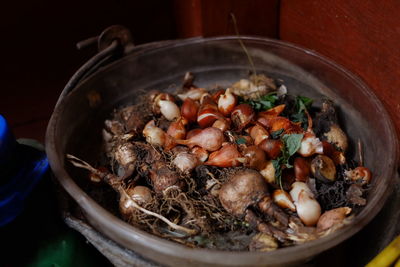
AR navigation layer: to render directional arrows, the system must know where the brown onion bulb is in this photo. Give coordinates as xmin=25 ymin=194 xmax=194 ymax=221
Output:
xmin=197 ymin=108 xmax=222 ymax=128
xmin=130 ymin=186 xmax=153 ymax=204
xmin=231 ymin=104 xmax=255 ymax=130
xmin=191 ymin=146 xmax=209 ymax=162
xmin=272 ymin=189 xmax=296 ymax=212
xmin=259 ymin=116 xmax=303 ymax=134
xmin=218 ymin=88 xmax=237 ymax=116
xmin=212 ymin=118 xmax=231 ymax=132
xmin=212 ymin=89 xmax=225 ymax=102
xmin=242 ymin=145 xmax=267 ymax=170
xmin=119 ymin=186 xmax=153 ymax=216
xmin=175 ymin=127 xmax=224 ymax=151
xmin=258 ymin=139 xmax=283 ymax=159
xmin=181 ymin=98 xmax=199 ymax=123
xmin=256 ymin=116 xmax=269 ymax=128
xmin=249 ymin=124 xmax=270 ymax=145
xmin=294 ymin=157 xmax=311 ymax=182
xmin=167 ymin=118 xmax=187 ymax=140
xmin=186 ymin=128 xmax=202 ymax=139
xmin=205 ymin=143 xmax=243 ymax=167
xmin=344 ymin=166 xmax=372 ymax=185
xmin=322 ymin=141 xmax=335 ymax=157
xmin=258 ymin=104 xmax=286 ymax=118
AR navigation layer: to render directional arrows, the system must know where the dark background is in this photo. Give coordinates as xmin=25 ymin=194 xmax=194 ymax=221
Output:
xmin=0 ymin=1 xmax=178 ymax=141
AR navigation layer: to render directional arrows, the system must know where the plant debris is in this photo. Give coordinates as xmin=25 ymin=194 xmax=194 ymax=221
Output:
xmin=68 ymin=72 xmax=372 ymax=251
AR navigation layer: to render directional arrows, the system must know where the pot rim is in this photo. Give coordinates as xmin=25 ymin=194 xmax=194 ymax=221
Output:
xmin=45 ymin=35 xmax=399 ymax=266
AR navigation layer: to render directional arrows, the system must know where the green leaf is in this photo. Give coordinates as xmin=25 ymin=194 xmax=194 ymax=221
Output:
xmin=259 ymin=100 xmax=274 ymax=109
xmin=291 ymin=96 xmax=313 ymax=130
xmin=272 ymin=159 xmax=283 ymax=189
xmin=298 ymin=96 xmax=313 ymax=109
xmin=270 ymin=129 xmax=284 ymax=139
xmin=282 ymin=134 xmax=304 ymax=157
xmin=296 ymin=96 xmax=313 ymax=114
xmin=273 ymin=133 xmax=304 ymax=188
xmin=243 ymin=92 xmax=278 ymax=111
xmin=261 ymin=93 xmax=278 ymax=103
xmin=235 ymin=137 xmax=247 ymax=145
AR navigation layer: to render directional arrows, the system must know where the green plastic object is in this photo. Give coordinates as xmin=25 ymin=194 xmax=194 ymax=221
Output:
xmin=28 ymin=232 xmax=102 ymax=267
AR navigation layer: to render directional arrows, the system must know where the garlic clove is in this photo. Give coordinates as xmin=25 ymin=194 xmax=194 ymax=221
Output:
xmin=143 ymin=120 xmax=166 ymax=146
xmin=191 ymin=146 xmax=209 ymax=162
xmin=317 ymin=207 xmax=352 ymax=231
xmin=177 ymin=87 xmax=206 ymax=101
xmin=173 ymin=152 xmax=200 ymax=173
xmin=273 ymin=189 xmax=296 ymax=212
xmin=297 ymin=132 xmax=324 ymax=157
xmin=151 ymin=92 xmax=175 ymax=114
xmin=290 ymin=181 xmax=314 ymax=203
xmin=158 ymin=100 xmax=181 ymax=121
xmin=218 ymin=88 xmax=237 ymax=116
xmin=260 ymin=160 xmax=276 ymax=184
xmin=295 ymin=190 xmax=321 ymax=226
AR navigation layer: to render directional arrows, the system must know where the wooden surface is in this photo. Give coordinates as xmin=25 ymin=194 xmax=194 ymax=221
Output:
xmin=174 ymin=0 xmax=279 ymax=38
xmin=280 ymin=0 xmax=400 ymax=135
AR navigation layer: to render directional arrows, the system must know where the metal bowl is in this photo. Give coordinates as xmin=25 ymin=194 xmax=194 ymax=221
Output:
xmin=46 ymin=36 xmax=398 ymax=266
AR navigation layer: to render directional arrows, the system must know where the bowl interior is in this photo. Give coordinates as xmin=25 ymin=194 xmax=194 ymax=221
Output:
xmin=46 ymin=37 xmax=398 ymax=266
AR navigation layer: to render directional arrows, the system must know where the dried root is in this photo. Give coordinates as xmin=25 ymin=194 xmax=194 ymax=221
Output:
xmin=67 ymin=154 xmax=197 ymax=236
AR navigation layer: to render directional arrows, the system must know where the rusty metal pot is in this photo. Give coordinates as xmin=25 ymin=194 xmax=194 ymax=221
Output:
xmin=46 ymin=28 xmax=398 ymax=266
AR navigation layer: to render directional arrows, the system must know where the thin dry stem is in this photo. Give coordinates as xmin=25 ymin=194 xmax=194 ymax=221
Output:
xmin=358 ymin=139 xmax=364 ymax=166
xmin=119 ymin=187 xmax=198 ymax=236
xmin=230 ymin=13 xmax=257 ymax=77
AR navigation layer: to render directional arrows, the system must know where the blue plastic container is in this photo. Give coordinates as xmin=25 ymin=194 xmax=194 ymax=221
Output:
xmin=0 ymin=115 xmax=49 ymax=226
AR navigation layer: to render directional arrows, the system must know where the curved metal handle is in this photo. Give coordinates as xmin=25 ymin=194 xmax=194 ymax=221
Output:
xmin=55 ymin=26 xmax=134 ymax=107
